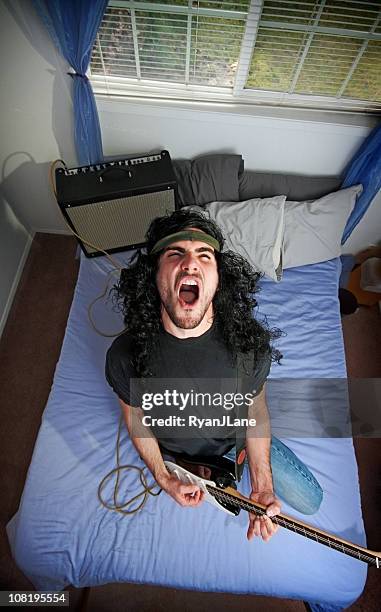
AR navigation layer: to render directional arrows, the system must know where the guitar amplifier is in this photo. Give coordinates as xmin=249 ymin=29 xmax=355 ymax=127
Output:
xmin=55 ymin=150 xmax=178 ymax=257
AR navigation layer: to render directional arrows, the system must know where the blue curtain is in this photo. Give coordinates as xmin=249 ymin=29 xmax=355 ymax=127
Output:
xmin=33 ymin=0 xmax=108 ymax=166
xmin=341 ymin=123 xmax=381 ymax=244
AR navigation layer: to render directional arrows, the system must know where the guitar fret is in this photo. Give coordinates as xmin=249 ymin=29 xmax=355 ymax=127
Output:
xmin=206 ymin=485 xmax=380 ymax=567
xmin=165 ymin=463 xmax=380 ymax=568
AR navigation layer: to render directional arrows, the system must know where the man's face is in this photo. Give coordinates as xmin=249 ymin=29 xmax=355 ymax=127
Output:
xmin=156 ymin=234 xmax=219 ymax=330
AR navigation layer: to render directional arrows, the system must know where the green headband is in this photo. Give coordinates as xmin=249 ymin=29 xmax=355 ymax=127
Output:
xmin=150 ymin=230 xmax=220 ymax=255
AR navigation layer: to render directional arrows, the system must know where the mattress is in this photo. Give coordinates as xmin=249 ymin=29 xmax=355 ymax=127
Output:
xmin=7 ymin=251 xmax=367 ymax=610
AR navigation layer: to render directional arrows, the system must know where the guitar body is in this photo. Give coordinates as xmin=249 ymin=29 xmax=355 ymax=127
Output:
xmin=164 ymin=460 xmax=240 ymax=516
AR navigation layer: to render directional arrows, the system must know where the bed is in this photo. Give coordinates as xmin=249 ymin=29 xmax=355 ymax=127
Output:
xmin=7 ymin=158 xmax=368 ymax=610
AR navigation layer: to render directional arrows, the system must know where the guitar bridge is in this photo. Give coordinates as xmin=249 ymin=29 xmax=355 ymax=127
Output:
xmin=164 ymin=458 xmax=241 ymax=516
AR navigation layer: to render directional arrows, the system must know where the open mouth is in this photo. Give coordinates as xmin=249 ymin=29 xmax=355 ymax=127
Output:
xmin=178 ymin=280 xmax=199 ymax=307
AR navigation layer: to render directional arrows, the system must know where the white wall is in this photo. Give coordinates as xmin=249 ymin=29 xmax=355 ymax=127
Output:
xmin=98 ymin=98 xmax=373 ymax=174
xmin=0 ymin=0 xmax=380 ymax=335
xmin=97 ymin=97 xmax=380 ymax=253
xmin=0 ymin=0 xmax=76 ymax=336
xmin=0 ymin=1 xmax=34 ymax=334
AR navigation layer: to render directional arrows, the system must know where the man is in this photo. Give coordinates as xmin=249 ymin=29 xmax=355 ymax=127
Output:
xmin=106 ymin=209 xmax=323 ymax=542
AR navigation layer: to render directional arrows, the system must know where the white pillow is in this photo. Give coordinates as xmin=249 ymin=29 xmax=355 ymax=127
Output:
xmin=283 ymin=185 xmax=362 ymax=269
xmin=206 ymin=196 xmax=286 ymax=282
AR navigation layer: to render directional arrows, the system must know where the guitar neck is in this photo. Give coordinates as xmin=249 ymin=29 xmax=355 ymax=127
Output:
xmin=208 ymin=485 xmax=380 ymax=568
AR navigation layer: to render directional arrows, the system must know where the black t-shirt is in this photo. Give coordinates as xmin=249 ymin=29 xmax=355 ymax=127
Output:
xmin=105 ymin=323 xmax=271 ymax=457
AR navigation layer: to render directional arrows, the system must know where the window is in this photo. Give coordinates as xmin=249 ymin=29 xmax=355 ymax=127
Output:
xmin=90 ymin=1 xmax=381 ymax=113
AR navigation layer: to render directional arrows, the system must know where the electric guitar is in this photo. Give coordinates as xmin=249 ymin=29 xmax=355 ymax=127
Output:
xmin=164 ymin=457 xmax=380 ymax=568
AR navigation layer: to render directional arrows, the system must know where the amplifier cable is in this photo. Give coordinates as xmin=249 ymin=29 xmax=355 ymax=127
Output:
xmin=50 ymin=160 xmax=159 ymax=514
xmin=49 ymin=159 xmax=127 ymax=338
xmin=97 ymin=413 xmax=162 ymax=515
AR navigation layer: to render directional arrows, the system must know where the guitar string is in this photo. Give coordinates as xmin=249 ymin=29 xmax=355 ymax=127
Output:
xmin=211 ymin=487 xmax=373 ymax=562
xmin=209 ymin=486 xmax=379 ymax=566
xmin=212 ymin=489 xmax=375 ymax=564
xmin=99 ymin=419 xmax=378 ymax=566
xmin=213 ymin=490 xmax=378 ymax=565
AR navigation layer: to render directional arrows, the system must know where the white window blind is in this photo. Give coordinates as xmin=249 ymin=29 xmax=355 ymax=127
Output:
xmin=90 ymin=0 xmax=381 ymax=113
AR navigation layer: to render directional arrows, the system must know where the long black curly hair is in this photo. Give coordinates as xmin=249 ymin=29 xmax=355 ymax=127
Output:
xmin=112 ymin=209 xmax=282 ymax=376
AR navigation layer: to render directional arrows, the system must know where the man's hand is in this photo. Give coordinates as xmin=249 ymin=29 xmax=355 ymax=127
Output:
xmin=158 ymin=472 xmax=204 ymax=507
xmin=247 ymin=489 xmax=281 ymax=542
xmin=245 ymin=384 xmax=280 ymax=542
xmin=119 ymin=400 xmax=204 ymax=508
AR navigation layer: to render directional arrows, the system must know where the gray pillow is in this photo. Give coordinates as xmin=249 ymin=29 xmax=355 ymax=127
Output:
xmin=173 ymin=154 xmax=244 ymax=207
xmin=203 ymin=185 xmax=362 ymax=281
xmin=283 ymin=185 xmax=363 ymax=269
xmin=239 ymin=171 xmax=342 ymax=201
xmin=206 ymin=196 xmax=286 ymax=282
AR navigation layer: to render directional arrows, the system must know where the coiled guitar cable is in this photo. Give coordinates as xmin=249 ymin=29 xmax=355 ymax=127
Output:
xmin=50 ymin=159 xmax=160 ymax=515
xmin=97 ymin=413 xmax=161 ymax=515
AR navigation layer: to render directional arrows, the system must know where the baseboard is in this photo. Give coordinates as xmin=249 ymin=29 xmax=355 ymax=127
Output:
xmin=32 ymin=227 xmax=72 ymax=236
xmin=0 ymin=232 xmax=34 ymax=340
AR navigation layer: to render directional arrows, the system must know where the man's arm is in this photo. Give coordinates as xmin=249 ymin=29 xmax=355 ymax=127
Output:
xmin=246 ymin=384 xmax=280 ymax=541
xmin=119 ymin=399 xmax=203 ymax=507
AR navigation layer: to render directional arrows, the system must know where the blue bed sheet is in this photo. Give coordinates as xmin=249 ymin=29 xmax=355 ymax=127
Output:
xmin=7 ymin=253 xmax=367 ymax=609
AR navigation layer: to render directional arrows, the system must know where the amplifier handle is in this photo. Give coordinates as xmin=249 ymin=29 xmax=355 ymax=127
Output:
xmin=98 ymin=167 xmax=133 ymax=183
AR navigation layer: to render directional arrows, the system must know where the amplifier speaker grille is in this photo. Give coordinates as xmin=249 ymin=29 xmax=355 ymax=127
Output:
xmin=66 ymin=189 xmax=175 ymax=254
